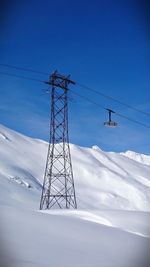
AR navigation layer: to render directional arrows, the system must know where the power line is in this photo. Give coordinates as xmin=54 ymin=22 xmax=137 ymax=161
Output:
xmin=70 ymin=89 xmax=150 ymax=129
xmin=0 ymin=63 xmax=49 ymax=76
xmin=0 ymin=63 xmax=149 ymax=118
xmin=115 ymin=112 xmax=150 ymax=129
xmin=0 ymin=71 xmax=44 ymax=83
xmin=0 ymin=67 xmax=149 ymax=129
xmin=77 ymin=82 xmax=150 ymax=118
xmin=70 ymin=89 xmax=106 ymax=110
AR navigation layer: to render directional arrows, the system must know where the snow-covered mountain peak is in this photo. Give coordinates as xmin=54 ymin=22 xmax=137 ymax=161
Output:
xmin=92 ymin=145 xmax=102 ymax=151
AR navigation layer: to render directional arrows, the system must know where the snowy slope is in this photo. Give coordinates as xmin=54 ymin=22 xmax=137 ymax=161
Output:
xmin=0 ymin=123 xmax=150 ymax=267
xmin=1 ymin=207 xmax=150 ymax=267
xmin=0 ymin=123 xmax=150 ymax=211
xmin=120 ymin=150 xmax=150 ymax=166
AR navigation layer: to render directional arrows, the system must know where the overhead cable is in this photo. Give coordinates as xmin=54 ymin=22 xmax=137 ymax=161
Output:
xmin=0 ymin=63 xmax=49 ymax=76
xmin=0 ymin=71 xmax=44 ymax=83
xmin=1 ymin=62 xmax=149 ymax=117
xmin=77 ymin=82 xmax=150 ymax=117
xmin=70 ymin=89 xmax=150 ymax=129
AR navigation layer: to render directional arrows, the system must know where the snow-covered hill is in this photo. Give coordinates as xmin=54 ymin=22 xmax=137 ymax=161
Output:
xmin=0 ymin=123 xmax=150 ymax=211
xmin=120 ymin=150 xmax=150 ymax=166
xmin=0 ymin=123 xmax=150 ymax=267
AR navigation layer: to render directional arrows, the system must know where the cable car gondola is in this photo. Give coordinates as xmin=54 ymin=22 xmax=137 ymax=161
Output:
xmin=104 ymin=109 xmax=118 ymax=127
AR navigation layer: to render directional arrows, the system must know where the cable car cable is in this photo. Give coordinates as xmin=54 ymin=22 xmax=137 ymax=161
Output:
xmin=0 ymin=63 xmax=149 ymax=118
xmin=0 ymin=71 xmax=44 ymax=83
xmin=70 ymin=89 xmax=150 ymax=129
xmin=0 ymin=63 xmax=49 ymax=76
xmin=0 ymin=69 xmax=149 ymax=129
xmin=76 ymin=82 xmax=150 ymax=118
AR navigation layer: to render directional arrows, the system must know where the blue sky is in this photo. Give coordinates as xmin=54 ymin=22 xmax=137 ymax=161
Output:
xmin=0 ymin=0 xmax=150 ymax=153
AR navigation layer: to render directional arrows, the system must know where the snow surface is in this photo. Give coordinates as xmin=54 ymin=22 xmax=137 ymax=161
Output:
xmin=0 ymin=123 xmax=150 ymax=267
xmin=120 ymin=150 xmax=150 ymax=166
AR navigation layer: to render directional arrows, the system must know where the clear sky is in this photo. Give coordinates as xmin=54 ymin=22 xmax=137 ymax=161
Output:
xmin=0 ymin=0 xmax=150 ymax=153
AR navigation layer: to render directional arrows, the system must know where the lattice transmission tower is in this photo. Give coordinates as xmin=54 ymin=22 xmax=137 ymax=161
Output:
xmin=40 ymin=71 xmax=77 ymax=209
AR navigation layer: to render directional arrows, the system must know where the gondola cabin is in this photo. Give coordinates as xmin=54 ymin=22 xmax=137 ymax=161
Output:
xmin=104 ymin=109 xmax=118 ymax=127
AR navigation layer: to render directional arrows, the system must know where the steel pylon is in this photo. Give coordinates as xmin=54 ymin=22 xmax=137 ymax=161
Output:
xmin=40 ymin=71 xmax=77 ymax=209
